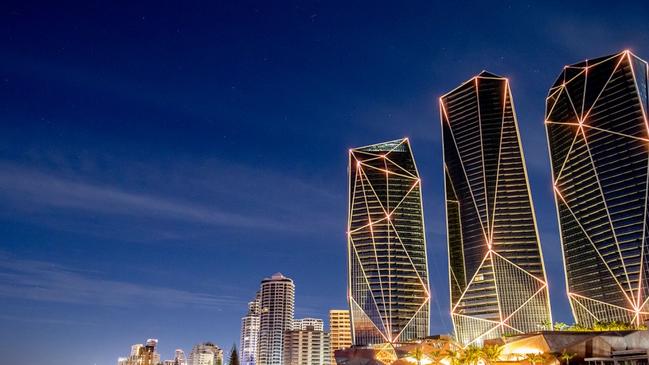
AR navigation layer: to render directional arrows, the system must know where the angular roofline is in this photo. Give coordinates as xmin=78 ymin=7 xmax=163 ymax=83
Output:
xmin=350 ymin=137 xmax=409 ymax=153
xmin=440 ymin=70 xmax=508 ymax=100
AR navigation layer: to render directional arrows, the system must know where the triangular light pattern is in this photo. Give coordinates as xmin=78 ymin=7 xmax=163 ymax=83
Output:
xmin=441 ymin=72 xmax=552 ymax=346
xmin=546 ymin=51 xmax=649 ymax=327
xmin=348 ymin=138 xmax=430 ymax=345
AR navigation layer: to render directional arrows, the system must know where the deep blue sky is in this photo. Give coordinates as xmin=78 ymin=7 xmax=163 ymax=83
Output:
xmin=1 ymin=1 xmax=649 ymax=365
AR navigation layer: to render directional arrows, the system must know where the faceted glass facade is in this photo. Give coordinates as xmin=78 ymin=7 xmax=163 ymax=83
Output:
xmin=347 ymin=138 xmax=430 ymax=345
xmin=441 ymin=72 xmax=552 ymax=346
xmin=545 ymin=51 xmax=649 ymax=326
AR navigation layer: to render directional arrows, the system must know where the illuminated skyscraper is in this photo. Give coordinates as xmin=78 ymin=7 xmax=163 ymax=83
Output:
xmin=257 ymin=273 xmax=295 ymax=365
xmin=347 ymin=138 xmax=430 ymax=346
xmin=241 ymin=293 xmax=260 ymax=365
xmin=545 ymin=51 xmax=649 ymax=326
xmin=328 ymin=310 xmax=351 ymax=365
xmin=441 ymin=72 xmax=552 ymax=346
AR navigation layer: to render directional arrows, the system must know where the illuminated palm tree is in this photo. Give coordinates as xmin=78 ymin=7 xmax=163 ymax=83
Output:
xmin=525 ymin=353 xmax=545 ymax=365
xmin=409 ymin=347 xmax=425 ymax=365
xmin=429 ymin=350 xmax=444 ymax=365
xmin=553 ymin=322 xmax=568 ymax=331
xmin=446 ymin=349 xmax=462 ymax=365
xmin=480 ymin=345 xmax=502 ymax=365
xmin=462 ymin=346 xmax=481 ymax=365
xmin=559 ymin=350 xmax=575 ymax=365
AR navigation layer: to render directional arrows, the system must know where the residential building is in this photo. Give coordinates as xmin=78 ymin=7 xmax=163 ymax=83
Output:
xmin=545 ymin=50 xmax=649 ymax=326
xmin=328 ymin=310 xmax=351 ymax=365
xmin=293 ymin=318 xmax=324 ymax=331
xmin=257 ymin=273 xmax=295 ymax=365
xmin=441 ymin=71 xmax=552 ymax=345
xmin=188 ymin=343 xmax=223 ymax=365
xmin=348 ymin=138 xmax=430 ymax=345
xmin=284 ymin=326 xmax=330 ymax=365
xmin=241 ymin=293 xmax=261 ymax=365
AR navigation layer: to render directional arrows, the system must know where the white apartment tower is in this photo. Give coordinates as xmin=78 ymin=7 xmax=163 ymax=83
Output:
xmin=241 ymin=292 xmax=261 ymax=365
xmin=257 ymin=273 xmax=295 ymax=365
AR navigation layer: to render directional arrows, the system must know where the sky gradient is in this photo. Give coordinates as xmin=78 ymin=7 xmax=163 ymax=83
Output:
xmin=2 ymin=2 xmax=649 ymax=365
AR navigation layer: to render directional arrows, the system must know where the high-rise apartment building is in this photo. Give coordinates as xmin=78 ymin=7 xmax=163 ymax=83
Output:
xmin=163 ymin=349 xmax=187 ymax=365
xmin=117 ymin=339 xmax=161 ymax=365
xmin=188 ymin=343 xmax=223 ymax=365
xmin=347 ymin=138 xmax=430 ymax=345
xmin=174 ymin=350 xmax=187 ymax=365
xmin=328 ymin=310 xmax=351 ymax=365
xmin=241 ymin=293 xmax=261 ymax=365
xmin=441 ymin=72 xmax=552 ymax=345
xmin=293 ymin=318 xmax=324 ymax=331
xmin=257 ymin=273 xmax=295 ymax=365
xmin=545 ymin=51 xmax=649 ymax=326
xmin=284 ymin=326 xmax=331 ymax=365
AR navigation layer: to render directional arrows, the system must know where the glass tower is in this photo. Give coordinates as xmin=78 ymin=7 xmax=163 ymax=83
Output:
xmin=441 ymin=72 xmax=552 ymax=346
xmin=545 ymin=51 xmax=649 ymax=326
xmin=347 ymin=138 xmax=430 ymax=346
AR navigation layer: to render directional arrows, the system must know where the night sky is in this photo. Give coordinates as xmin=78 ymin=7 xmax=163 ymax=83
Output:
xmin=1 ymin=2 xmax=649 ymax=365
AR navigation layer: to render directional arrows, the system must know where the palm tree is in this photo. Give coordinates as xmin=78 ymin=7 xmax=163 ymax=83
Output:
xmin=409 ymin=347 xmax=425 ymax=365
xmin=480 ymin=344 xmax=502 ymax=365
xmin=462 ymin=345 xmax=481 ymax=365
xmin=553 ymin=322 xmax=568 ymax=331
xmin=445 ymin=349 xmax=462 ymax=365
xmin=559 ymin=349 xmax=575 ymax=365
xmin=525 ymin=353 xmax=545 ymax=365
xmin=429 ymin=350 xmax=444 ymax=365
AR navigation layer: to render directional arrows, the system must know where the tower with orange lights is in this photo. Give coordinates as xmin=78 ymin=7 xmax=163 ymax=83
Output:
xmin=441 ymin=71 xmax=552 ymax=346
xmin=347 ymin=138 xmax=430 ymax=346
xmin=545 ymin=51 xmax=649 ymax=327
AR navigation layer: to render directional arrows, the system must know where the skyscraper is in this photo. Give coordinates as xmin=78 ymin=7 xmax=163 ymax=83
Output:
xmin=284 ymin=324 xmax=331 ymax=365
xmin=441 ymin=72 xmax=552 ymax=346
xmin=188 ymin=343 xmax=223 ymax=365
xmin=545 ymin=50 xmax=649 ymax=326
xmin=163 ymin=349 xmax=187 ymax=365
xmin=118 ymin=339 xmax=162 ymax=365
xmin=257 ymin=273 xmax=295 ymax=365
xmin=347 ymin=138 xmax=430 ymax=345
xmin=328 ymin=310 xmax=351 ymax=365
xmin=174 ymin=350 xmax=187 ymax=365
xmin=241 ymin=293 xmax=261 ymax=365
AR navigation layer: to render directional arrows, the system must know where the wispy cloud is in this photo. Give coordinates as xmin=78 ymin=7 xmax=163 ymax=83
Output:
xmin=0 ymin=159 xmax=342 ymax=238
xmin=0 ymin=164 xmax=284 ymax=230
xmin=0 ymin=253 xmax=242 ymax=309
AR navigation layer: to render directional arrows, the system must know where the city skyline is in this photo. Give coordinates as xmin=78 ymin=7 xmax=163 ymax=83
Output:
xmin=3 ymin=2 xmax=649 ymax=365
